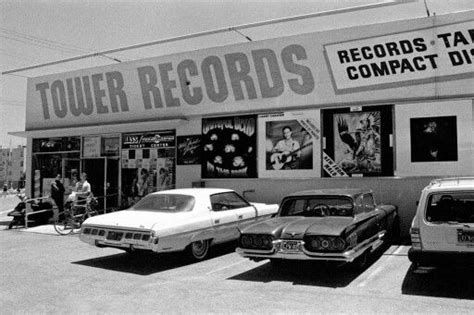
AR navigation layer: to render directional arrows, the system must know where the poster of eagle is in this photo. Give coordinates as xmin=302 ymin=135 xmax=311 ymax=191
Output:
xmin=333 ymin=111 xmax=382 ymax=174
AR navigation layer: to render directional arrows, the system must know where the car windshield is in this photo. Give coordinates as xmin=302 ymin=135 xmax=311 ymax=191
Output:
xmin=426 ymin=192 xmax=474 ymax=223
xmin=279 ymin=197 xmax=353 ymax=217
xmin=131 ymin=194 xmax=195 ymax=212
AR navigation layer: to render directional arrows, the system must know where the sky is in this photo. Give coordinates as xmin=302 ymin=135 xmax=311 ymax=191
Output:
xmin=1 ymin=0 xmax=473 ymax=149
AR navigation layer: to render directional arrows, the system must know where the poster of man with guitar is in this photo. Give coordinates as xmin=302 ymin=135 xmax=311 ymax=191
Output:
xmin=267 ymin=121 xmax=313 ymax=170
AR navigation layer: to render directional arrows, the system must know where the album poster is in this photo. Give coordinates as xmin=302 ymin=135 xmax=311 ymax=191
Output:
xmin=322 ymin=106 xmax=393 ymax=177
xmin=202 ymin=115 xmax=257 ymax=178
xmin=177 ymin=135 xmax=201 ymax=165
xmin=258 ymin=110 xmax=321 ymax=178
xmin=410 ymin=116 xmax=458 ymax=162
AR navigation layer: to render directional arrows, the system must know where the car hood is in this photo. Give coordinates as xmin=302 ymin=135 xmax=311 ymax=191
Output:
xmin=82 ymin=210 xmax=195 ymax=230
xmin=241 ymin=216 xmax=355 ymax=239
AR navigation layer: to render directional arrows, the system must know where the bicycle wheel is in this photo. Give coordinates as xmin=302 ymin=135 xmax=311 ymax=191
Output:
xmin=54 ymin=213 xmax=76 ymax=235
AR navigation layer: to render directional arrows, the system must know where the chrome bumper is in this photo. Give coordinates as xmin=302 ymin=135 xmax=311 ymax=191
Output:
xmin=236 ymin=232 xmax=385 ymax=262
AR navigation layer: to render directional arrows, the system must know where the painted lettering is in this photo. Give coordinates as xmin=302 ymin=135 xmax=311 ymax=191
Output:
xmin=36 ymin=82 xmax=50 ymax=119
xmin=201 ymin=56 xmax=228 ymax=103
xmin=225 ymin=52 xmax=257 ymax=101
xmin=137 ymin=66 xmax=163 ymax=109
xmin=177 ymin=59 xmax=203 ymax=105
xmin=281 ymin=44 xmax=315 ymax=95
xmin=252 ymin=49 xmax=284 ymax=98
xmin=106 ymin=71 xmax=129 ymax=112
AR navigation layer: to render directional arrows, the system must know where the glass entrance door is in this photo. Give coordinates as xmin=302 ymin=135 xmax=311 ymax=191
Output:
xmin=82 ymin=158 xmax=105 ymax=211
xmin=82 ymin=157 xmax=120 ymax=212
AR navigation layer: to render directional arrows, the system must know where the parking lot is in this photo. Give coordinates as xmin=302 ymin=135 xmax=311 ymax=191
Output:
xmin=0 ymin=223 xmax=473 ymax=314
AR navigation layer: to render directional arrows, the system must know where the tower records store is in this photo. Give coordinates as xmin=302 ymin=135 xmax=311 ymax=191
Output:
xmin=15 ymin=12 xmax=473 ymax=231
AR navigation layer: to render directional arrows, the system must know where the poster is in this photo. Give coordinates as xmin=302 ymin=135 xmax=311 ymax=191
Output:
xmin=333 ymin=111 xmax=382 ymax=174
xmin=177 ymin=135 xmax=201 ymax=165
xmin=410 ymin=116 xmax=458 ymax=162
xmin=258 ymin=110 xmax=321 ymax=178
xmin=202 ymin=115 xmax=257 ymax=178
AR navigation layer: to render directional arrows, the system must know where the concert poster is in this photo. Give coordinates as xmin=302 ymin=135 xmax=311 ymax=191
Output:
xmin=258 ymin=110 xmax=321 ymax=178
xmin=201 ymin=115 xmax=257 ymax=178
xmin=177 ymin=135 xmax=201 ymax=165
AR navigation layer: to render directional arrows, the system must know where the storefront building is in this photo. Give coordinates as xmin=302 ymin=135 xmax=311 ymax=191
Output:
xmin=17 ymin=12 xmax=473 ymax=233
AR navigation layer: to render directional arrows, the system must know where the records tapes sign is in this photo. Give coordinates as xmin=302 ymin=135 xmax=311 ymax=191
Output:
xmin=322 ymin=106 xmax=394 ymax=177
xmin=258 ymin=110 xmax=321 ymax=178
xmin=202 ymin=115 xmax=257 ymax=178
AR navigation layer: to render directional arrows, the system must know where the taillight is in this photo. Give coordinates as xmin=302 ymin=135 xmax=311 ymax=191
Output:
xmin=305 ymin=236 xmax=347 ymax=252
xmin=240 ymin=234 xmax=273 ymax=250
xmin=410 ymin=227 xmax=422 ymax=249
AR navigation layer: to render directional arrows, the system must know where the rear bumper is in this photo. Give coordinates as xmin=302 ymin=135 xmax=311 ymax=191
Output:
xmin=408 ymin=248 xmax=474 ymax=265
xmin=237 ymin=232 xmax=385 ymax=263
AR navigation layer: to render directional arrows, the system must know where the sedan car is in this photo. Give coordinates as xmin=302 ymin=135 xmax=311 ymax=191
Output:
xmin=79 ymin=188 xmax=278 ymax=260
xmin=236 ymin=189 xmax=399 ymax=268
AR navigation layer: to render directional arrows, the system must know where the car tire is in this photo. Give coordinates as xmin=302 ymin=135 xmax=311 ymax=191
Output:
xmin=188 ymin=239 xmax=210 ymax=261
xmin=388 ymin=217 xmax=401 ymax=244
xmin=352 ymin=250 xmax=370 ymax=271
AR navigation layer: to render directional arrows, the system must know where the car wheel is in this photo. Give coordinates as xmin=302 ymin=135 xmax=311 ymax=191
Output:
xmin=388 ymin=217 xmax=401 ymax=244
xmin=188 ymin=240 xmax=210 ymax=261
xmin=352 ymin=250 xmax=370 ymax=271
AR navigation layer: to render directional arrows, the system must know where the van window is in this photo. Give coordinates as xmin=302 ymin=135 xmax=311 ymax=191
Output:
xmin=425 ymin=192 xmax=474 ymax=223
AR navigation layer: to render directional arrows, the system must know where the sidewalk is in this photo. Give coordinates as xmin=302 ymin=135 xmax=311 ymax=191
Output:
xmin=0 ymin=195 xmax=63 ymax=235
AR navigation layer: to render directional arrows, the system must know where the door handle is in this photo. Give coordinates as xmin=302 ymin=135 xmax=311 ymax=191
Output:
xmin=238 ymin=215 xmax=243 ymax=220
xmin=214 ymin=219 xmax=220 ymax=224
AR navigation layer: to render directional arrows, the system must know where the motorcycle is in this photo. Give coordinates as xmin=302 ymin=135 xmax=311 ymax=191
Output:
xmin=7 ymin=194 xmax=54 ymax=229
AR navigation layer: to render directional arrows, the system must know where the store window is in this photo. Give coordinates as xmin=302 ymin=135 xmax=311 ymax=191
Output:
xmin=121 ymin=130 xmax=176 ymax=207
xmin=32 ymin=137 xmax=81 ymax=197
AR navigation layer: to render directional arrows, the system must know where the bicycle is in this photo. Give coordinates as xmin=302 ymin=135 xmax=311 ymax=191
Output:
xmin=54 ymin=196 xmax=99 ymax=235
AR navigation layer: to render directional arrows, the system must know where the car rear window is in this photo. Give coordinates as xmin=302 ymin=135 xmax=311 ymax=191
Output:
xmin=131 ymin=194 xmax=195 ymax=212
xmin=425 ymin=192 xmax=474 ymax=223
xmin=279 ymin=197 xmax=353 ymax=217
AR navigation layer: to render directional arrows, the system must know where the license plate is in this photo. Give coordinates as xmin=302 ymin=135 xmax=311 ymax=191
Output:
xmin=106 ymin=231 xmax=123 ymax=241
xmin=457 ymin=229 xmax=474 ymax=243
xmin=282 ymin=240 xmax=300 ymax=251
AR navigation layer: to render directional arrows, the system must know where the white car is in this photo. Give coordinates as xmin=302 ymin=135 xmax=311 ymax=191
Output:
xmin=79 ymin=188 xmax=278 ymax=260
xmin=409 ymin=177 xmax=474 ymax=267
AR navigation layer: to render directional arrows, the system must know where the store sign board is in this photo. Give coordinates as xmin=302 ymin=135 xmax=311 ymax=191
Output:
xmin=325 ymin=21 xmax=474 ymax=91
xmin=24 ymin=13 xmax=473 ymax=131
xmin=122 ymin=131 xmax=175 ymax=149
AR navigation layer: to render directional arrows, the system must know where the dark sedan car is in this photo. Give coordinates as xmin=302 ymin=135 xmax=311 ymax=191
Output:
xmin=236 ymin=189 xmax=399 ymax=268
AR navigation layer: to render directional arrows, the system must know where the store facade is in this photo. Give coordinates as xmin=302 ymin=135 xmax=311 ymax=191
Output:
xmin=18 ymin=12 xmax=473 ymax=231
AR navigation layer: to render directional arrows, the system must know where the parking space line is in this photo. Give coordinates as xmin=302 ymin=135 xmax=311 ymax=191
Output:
xmin=205 ymin=259 xmax=249 ymax=275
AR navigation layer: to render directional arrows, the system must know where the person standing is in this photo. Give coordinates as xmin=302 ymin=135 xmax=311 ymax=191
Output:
xmin=2 ymin=184 xmax=7 ymax=198
xmin=75 ymin=172 xmax=92 ymax=201
xmin=51 ymin=174 xmax=65 ymax=215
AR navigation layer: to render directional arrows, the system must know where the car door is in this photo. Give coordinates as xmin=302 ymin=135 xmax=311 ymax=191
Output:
xmin=209 ymin=193 xmax=241 ymax=243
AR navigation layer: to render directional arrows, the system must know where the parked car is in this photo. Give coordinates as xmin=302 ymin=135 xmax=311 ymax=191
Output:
xmin=79 ymin=188 xmax=278 ymax=260
xmin=408 ymin=177 xmax=474 ymax=267
xmin=236 ymin=189 xmax=399 ymax=269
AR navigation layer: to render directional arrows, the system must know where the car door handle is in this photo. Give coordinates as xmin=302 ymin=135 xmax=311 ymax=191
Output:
xmin=238 ymin=215 xmax=243 ymax=220
xmin=214 ymin=219 xmax=220 ymax=224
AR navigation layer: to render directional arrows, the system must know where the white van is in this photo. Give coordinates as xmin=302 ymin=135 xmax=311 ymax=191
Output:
xmin=408 ymin=177 xmax=474 ymax=267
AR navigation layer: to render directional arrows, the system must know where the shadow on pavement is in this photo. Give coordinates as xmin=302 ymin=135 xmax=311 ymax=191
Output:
xmin=72 ymin=241 xmax=238 ymax=276
xmin=228 ymin=245 xmax=393 ymax=288
xmin=402 ymin=264 xmax=474 ymax=300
